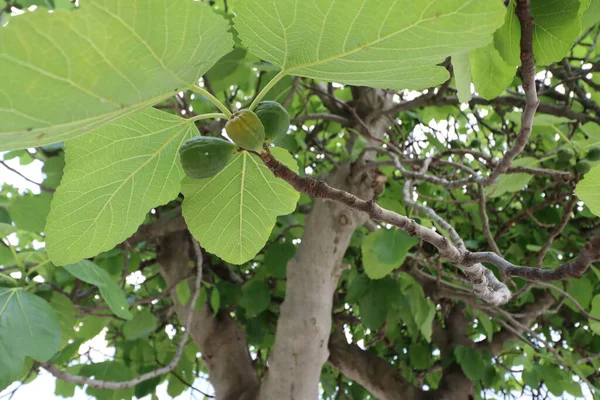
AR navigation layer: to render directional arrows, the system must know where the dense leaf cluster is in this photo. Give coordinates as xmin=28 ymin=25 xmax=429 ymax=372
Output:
xmin=0 ymin=0 xmax=599 ymax=399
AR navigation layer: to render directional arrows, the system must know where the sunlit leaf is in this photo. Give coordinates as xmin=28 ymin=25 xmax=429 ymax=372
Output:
xmin=46 ymin=108 xmax=195 ymax=266
xmin=235 ymin=0 xmax=506 ymax=90
xmin=182 ymin=148 xmax=299 ymax=264
xmin=0 ymin=0 xmax=232 ymax=150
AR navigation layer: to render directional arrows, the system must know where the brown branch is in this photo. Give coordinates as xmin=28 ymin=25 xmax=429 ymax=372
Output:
xmin=126 ymin=212 xmax=187 ymax=246
xmin=260 ymin=148 xmax=600 ymax=300
xmin=0 ymin=160 xmax=54 ymax=194
xmin=535 ymin=196 xmax=577 ymax=268
xmin=328 ymin=325 xmax=426 ymax=400
xmin=292 ymin=113 xmax=351 ymax=127
xmin=484 ymin=0 xmax=539 ymax=185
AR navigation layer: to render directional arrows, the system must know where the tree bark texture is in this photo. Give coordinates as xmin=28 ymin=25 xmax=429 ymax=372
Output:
xmin=258 ymin=88 xmax=396 ymax=400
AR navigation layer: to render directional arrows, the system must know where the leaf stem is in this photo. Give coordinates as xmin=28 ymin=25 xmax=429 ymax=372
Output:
xmin=188 ymin=113 xmax=227 ymax=123
xmin=249 ymin=70 xmax=287 ymax=111
xmin=191 ymin=85 xmax=232 ymax=118
xmin=27 ymin=259 xmax=51 ymax=276
xmin=0 ymin=272 xmax=18 ymax=286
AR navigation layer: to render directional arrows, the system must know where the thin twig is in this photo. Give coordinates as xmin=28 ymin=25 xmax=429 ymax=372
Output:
xmin=42 ymin=240 xmax=204 ymax=389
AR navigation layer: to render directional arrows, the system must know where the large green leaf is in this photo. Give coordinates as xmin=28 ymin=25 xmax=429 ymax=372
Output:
xmin=0 ymin=288 xmax=61 ymax=362
xmin=64 ymin=260 xmax=132 ymax=320
xmin=0 ymin=338 xmax=24 ymax=392
xmin=470 ymin=43 xmax=515 ymax=100
xmin=531 ymin=0 xmax=581 ymax=65
xmin=362 ymin=228 xmax=419 ymax=279
xmin=182 ymin=148 xmax=299 ymax=264
xmin=234 ymin=0 xmax=506 ymax=90
xmin=0 ymin=0 xmax=233 ymax=150
xmin=493 ymin=0 xmax=582 ymax=66
xmin=46 ymin=108 xmax=195 ymax=265
xmin=575 ymin=165 xmax=600 ymax=217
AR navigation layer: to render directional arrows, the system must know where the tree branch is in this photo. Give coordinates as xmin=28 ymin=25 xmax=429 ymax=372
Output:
xmin=260 ymin=148 xmax=600 ymax=303
xmin=485 ymin=0 xmax=539 ymax=185
xmin=41 ymin=236 xmax=204 ymax=390
xmin=158 ymin=232 xmax=259 ymax=400
xmin=328 ymin=325 xmax=426 ymax=400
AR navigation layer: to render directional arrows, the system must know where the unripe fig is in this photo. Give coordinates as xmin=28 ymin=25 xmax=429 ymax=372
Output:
xmin=557 ymin=147 xmax=574 ymax=161
xmin=586 ymin=146 xmax=600 ymax=162
xmin=575 ymin=160 xmax=592 ymax=175
xmin=449 ymin=140 xmax=463 ymax=149
xmin=179 ymin=136 xmax=237 ymax=179
xmin=225 ymin=110 xmax=265 ymax=152
xmin=469 ymin=139 xmax=482 ymax=148
xmin=254 ymin=101 xmax=290 ymax=141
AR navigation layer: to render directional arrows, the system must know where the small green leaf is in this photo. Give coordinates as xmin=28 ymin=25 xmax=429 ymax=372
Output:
xmin=42 ymin=155 xmax=66 ymax=190
xmin=590 ymin=295 xmax=600 ymax=335
xmin=240 ymin=280 xmax=271 ymax=317
xmin=345 ymin=274 xmax=370 ymax=304
xmin=210 ymin=287 xmax=221 ymax=315
xmin=484 ymin=173 xmax=533 ymax=198
xmin=264 ymin=241 xmax=296 ymax=279
xmin=359 ymin=288 xmax=388 ymax=331
xmin=8 ymin=192 xmax=52 ymax=233
xmin=0 ymin=0 xmax=233 ymax=150
xmin=76 ymin=316 xmax=110 ymax=341
xmin=46 ymin=108 xmax=195 ymax=266
xmin=176 ymin=280 xmax=192 ymax=305
xmin=80 ymin=362 xmax=134 ymax=400
xmin=358 ymin=278 xmax=397 ymax=331
xmin=470 ymin=43 xmax=515 ymax=100
xmin=476 ymin=311 xmax=494 ymax=341
xmin=454 ymin=345 xmax=485 ymax=381
xmin=566 ymin=278 xmax=594 ymax=311
xmin=50 ymin=293 xmax=76 ymax=349
xmin=64 ymin=260 xmax=132 ymax=320
xmin=452 ymin=52 xmax=472 ymax=103
xmin=123 ymin=310 xmax=158 ymax=340
xmin=235 ymin=0 xmax=506 ymax=90
xmin=493 ymin=0 xmax=521 ymax=65
xmin=0 ymin=223 xmax=16 ymax=238
xmin=582 ymin=0 xmax=600 ymax=30
xmin=575 ymin=165 xmax=600 ymax=217
xmin=409 ymin=343 xmax=433 ymax=370
xmin=182 ymin=148 xmax=299 ymax=265
xmin=362 ymin=228 xmax=419 ymax=279
xmin=0 ymin=288 xmax=61 ymax=362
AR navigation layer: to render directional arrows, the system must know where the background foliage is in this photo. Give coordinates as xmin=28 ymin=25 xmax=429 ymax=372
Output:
xmin=1 ymin=0 xmax=600 ymax=399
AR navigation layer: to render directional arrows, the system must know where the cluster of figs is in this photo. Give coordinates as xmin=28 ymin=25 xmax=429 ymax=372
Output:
xmin=179 ymin=101 xmax=290 ymax=179
xmin=556 ymin=145 xmax=600 ymax=175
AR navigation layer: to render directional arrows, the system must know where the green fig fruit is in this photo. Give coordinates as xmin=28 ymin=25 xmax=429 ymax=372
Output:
xmin=255 ymin=101 xmax=290 ymax=141
xmin=179 ymin=136 xmax=237 ymax=179
xmin=225 ymin=110 xmax=265 ymax=152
